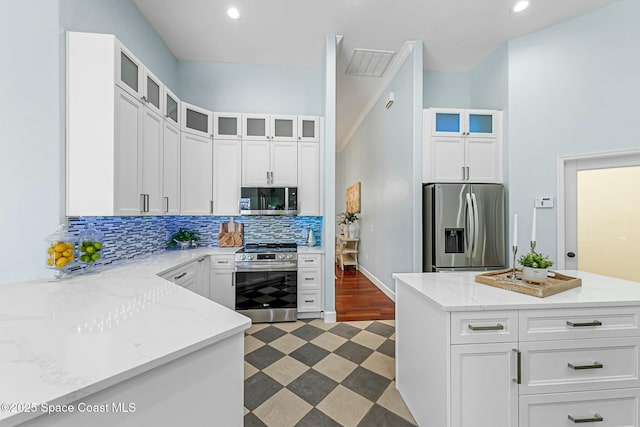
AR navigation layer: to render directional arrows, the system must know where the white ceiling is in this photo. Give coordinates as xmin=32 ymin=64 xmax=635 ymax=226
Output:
xmin=133 ymin=0 xmax=619 ymax=146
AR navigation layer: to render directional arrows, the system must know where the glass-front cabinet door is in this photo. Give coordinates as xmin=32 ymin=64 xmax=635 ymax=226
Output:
xmin=164 ymin=87 xmax=180 ymax=127
xmin=271 ymin=115 xmax=297 ymax=141
xmin=431 ymin=108 xmax=463 ymax=137
xmin=116 ymin=43 xmax=143 ymax=100
xmin=467 ymin=110 xmax=498 ymax=138
xmin=243 ymin=114 xmax=270 ymax=140
xmin=431 ymin=109 xmax=498 ymax=138
xmin=181 ymin=102 xmax=212 ymax=138
xmin=143 ymin=68 xmax=163 ymax=116
xmin=213 ymin=113 xmax=242 ymax=140
xmin=298 ymin=116 xmax=320 ymax=142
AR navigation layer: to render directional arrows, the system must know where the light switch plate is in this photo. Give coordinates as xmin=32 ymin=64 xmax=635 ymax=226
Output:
xmin=535 ymin=197 xmax=554 ymax=208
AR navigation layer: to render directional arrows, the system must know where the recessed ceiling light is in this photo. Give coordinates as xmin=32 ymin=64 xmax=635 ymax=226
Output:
xmin=512 ymin=0 xmax=529 ymax=13
xmin=227 ymin=7 xmax=241 ymax=20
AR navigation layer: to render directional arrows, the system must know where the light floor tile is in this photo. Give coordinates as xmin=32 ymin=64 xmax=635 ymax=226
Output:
xmin=351 ymin=330 xmax=387 ymax=350
xmin=379 ymin=319 xmax=396 ymax=327
xmin=390 ymin=332 xmax=396 ymax=341
xmin=254 ymin=388 xmax=312 ymax=426
xmin=311 ymin=331 xmax=348 ymax=352
xmin=309 ymin=318 xmax=336 ymax=330
xmin=244 ymin=361 xmax=259 ymax=380
xmin=244 ymin=407 xmax=249 ymax=416
xmin=245 ymin=335 xmax=265 ymax=355
xmin=269 ymin=333 xmax=306 ymax=354
xmin=313 ymin=353 xmax=358 ymax=383
xmin=361 ymin=351 xmax=395 ymax=380
xmin=377 ymin=381 xmax=417 ymax=424
xmin=317 ymin=385 xmax=373 ymax=426
xmin=343 ymin=320 xmax=373 ymax=330
xmin=272 ymin=321 xmax=305 ymax=333
xmin=246 ymin=323 xmax=270 ymax=335
xmin=263 ymin=355 xmax=309 ymax=386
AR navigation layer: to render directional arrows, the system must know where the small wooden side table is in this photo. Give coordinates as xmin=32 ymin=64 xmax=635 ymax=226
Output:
xmin=336 ymin=234 xmax=359 ymax=270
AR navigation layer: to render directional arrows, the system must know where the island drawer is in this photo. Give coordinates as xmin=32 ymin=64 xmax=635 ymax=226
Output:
xmin=519 ymin=388 xmax=640 ymax=427
xmin=451 ymin=311 xmax=518 ymax=344
xmin=519 ymin=337 xmax=640 ymax=395
xmin=298 ymin=253 xmax=321 ymax=268
xmin=210 ymin=254 xmax=235 ymax=269
xmin=519 ymin=306 xmax=640 ymax=342
xmin=298 ymin=290 xmax=322 ymax=312
xmin=298 ymin=269 xmax=321 ymax=290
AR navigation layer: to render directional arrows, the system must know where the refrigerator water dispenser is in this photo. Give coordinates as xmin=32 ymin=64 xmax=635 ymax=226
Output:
xmin=445 ymin=228 xmax=464 ymax=253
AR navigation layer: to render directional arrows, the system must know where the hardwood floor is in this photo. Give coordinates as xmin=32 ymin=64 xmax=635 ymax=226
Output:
xmin=335 ymin=264 xmax=395 ymax=321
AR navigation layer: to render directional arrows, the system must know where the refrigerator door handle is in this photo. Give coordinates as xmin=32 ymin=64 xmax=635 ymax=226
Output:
xmin=465 ymin=193 xmax=474 ymax=257
xmin=471 ymin=192 xmax=480 ymax=257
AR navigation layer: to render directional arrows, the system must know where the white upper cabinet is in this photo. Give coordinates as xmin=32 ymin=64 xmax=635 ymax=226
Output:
xmin=164 ymin=86 xmax=180 ymax=128
xmin=116 ymin=41 xmax=143 ymax=100
xmin=181 ymin=102 xmax=213 ymax=138
xmin=431 ymin=108 xmax=498 ymax=138
xmin=213 ymin=113 xmax=242 ymax=140
xmin=271 ymin=115 xmax=297 ymax=141
xmin=163 ymin=122 xmax=180 ymax=215
xmin=142 ymin=68 xmax=163 ymax=117
xmin=241 ymin=140 xmax=297 ymax=186
xmin=243 ymin=114 xmax=298 ymax=141
xmin=141 ymin=108 xmax=164 ymax=215
xmin=297 ymin=141 xmax=321 ymax=216
xmin=270 ymin=141 xmax=298 ymax=185
xmin=180 ymin=132 xmax=212 ymax=215
xmin=297 ymin=116 xmax=320 ymax=142
xmin=213 ymin=140 xmax=241 ymax=215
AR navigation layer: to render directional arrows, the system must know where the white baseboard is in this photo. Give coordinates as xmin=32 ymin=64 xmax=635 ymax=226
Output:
xmin=323 ymin=311 xmax=337 ymax=323
xmin=359 ymin=266 xmax=396 ymax=302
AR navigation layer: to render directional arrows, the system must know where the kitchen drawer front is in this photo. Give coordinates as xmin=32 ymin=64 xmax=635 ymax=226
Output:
xmin=298 ymin=269 xmax=321 ymax=290
xmin=520 ymin=337 xmax=640 ymax=395
xmin=210 ymin=254 xmax=235 ymax=270
xmin=298 ymin=254 xmax=321 ymax=268
xmin=298 ymin=290 xmax=322 ymax=312
xmin=160 ymin=261 xmax=197 ymax=285
xmin=519 ymin=388 xmax=640 ymax=427
xmin=451 ymin=310 xmax=518 ymax=344
xmin=519 ymin=306 xmax=640 ymax=342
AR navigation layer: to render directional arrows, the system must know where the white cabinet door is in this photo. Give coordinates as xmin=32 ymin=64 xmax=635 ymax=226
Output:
xmin=297 ymin=142 xmax=321 ymax=215
xmin=429 ymin=136 xmax=465 ymax=182
xmin=213 ymin=113 xmax=242 ymax=140
xmin=467 ymin=110 xmax=498 ymax=138
xmin=466 ymin=137 xmax=501 ymax=183
xmin=142 ymin=67 xmax=163 ymax=117
xmin=181 ymin=102 xmax=213 ymax=138
xmin=210 ymin=269 xmax=235 ymax=309
xmin=243 ymin=114 xmax=270 ymax=140
xmin=298 ymin=116 xmax=320 ymax=142
xmin=242 ymin=140 xmax=270 ymax=186
xmin=141 ymin=108 xmax=164 ymax=215
xmin=114 ymin=87 xmax=144 ymax=216
xmin=271 ymin=140 xmax=297 ymax=186
xmin=180 ymin=133 xmax=212 ymax=215
xmin=213 ymin=140 xmax=241 ymax=215
xmin=431 ymin=108 xmax=464 ymax=137
xmin=271 ymin=115 xmax=297 ymax=141
xmin=195 ymin=256 xmax=210 ymax=298
xmin=451 ymin=342 xmax=518 ymax=427
xmin=163 ymin=122 xmax=180 ymax=215
xmin=116 ymin=42 xmax=143 ymax=100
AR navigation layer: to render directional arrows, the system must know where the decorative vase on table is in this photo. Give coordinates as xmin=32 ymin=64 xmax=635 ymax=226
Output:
xmin=522 ymin=267 xmax=549 ymax=283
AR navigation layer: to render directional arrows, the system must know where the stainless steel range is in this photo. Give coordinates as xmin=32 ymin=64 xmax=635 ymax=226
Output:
xmin=235 ymin=243 xmax=298 ymax=323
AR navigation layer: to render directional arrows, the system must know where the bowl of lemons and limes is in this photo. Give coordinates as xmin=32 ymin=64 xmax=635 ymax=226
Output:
xmin=78 ymin=223 xmax=104 ymax=270
xmin=45 ymin=225 xmax=76 ymax=271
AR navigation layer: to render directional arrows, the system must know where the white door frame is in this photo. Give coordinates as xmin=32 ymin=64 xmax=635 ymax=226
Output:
xmin=556 ymin=148 xmax=640 ymax=269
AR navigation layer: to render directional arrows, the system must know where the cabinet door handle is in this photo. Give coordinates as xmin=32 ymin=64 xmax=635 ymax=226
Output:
xmin=266 ymin=171 xmax=270 ymax=184
xmin=568 ymin=413 xmax=603 ymax=423
xmin=198 ymin=257 xmax=206 ymax=263
xmin=568 ymin=362 xmax=603 ymax=370
xmin=164 ymin=196 xmax=169 ymax=213
xmin=461 ymin=166 xmax=465 ymax=180
xmin=468 ymin=324 xmax=504 ymax=331
xmin=567 ymin=320 xmax=602 ymax=327
xmin=238 ymin=199 xmax=241 ymax=214
xmin=512 ymin=349 xmax=521 ymax=384
xmin=174 ymin=272 xmax=187 ymax=280
xmin=466 ymin=166 xmax=470 ymax=180
xmin=140 ymin=194 xmax=146 ymax=212
xmin=270 ymin=171 xmax=274 ymax=183
xmin=210 ymin=200 xmax=213 ymax=214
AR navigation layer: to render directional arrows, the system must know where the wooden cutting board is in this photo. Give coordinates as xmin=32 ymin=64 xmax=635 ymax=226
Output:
xmin=218 ymin=222 xmax=243 ymax=247
xmin=475 ymin=269 xmax=582 ymax=298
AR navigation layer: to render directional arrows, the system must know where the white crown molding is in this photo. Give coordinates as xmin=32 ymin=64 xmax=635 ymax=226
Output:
xmin=337 ymin=41 xmax=415 ymax=152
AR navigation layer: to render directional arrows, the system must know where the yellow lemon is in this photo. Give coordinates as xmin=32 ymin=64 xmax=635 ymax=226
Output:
xmin=47 ymin=247 xmax=54 ymax=254
xmin=55 ymin=243 xmax=66 ymax=253
xmin=65 ymin=242 xmax=74 ymax=250
xmin=46 ymin=258 xmax=54 ymax=266
xmin=56 ymin=257 xmax=68 ymax=268
xmin=63 ymin=249 xmax=73 ymax=257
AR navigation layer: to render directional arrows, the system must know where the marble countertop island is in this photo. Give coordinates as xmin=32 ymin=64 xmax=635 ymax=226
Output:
xmin=0 ymin=248 xmax=250 ymax=426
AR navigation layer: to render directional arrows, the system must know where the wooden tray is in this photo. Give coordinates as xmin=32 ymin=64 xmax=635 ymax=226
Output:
xmin=475 ymin=269 xmax=581 ymax=298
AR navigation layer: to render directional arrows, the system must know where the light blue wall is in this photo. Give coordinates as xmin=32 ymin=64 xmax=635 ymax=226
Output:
xmin=337 ymin=46 xmax=422 ymax=293
xmin=60 ymin=0 xmax=179 ymax=89
xmin=423 ymin=70 xmax=470 ymax=108
xmin=508 ymin=0 xmax=640 ymax=262
xmin=178 ymin=62 xmax=322 ymax=115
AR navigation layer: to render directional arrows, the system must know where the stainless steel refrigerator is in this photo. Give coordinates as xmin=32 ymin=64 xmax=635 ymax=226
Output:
xmin=423 ymin=183 xmax=505 ymax=272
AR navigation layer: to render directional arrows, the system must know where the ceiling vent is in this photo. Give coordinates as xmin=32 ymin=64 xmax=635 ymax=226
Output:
xmin=346 ymin=48 xmax=395 ymax=77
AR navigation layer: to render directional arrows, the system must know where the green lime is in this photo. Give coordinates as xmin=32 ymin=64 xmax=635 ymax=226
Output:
xmin=94 ymin=242 xmax=102 ymax=251
xmin=85 ymin=246 xmax=95 ymax=254
xmin=80 ymin=255 xmax=90 ymax=262
xmin=79 ymin=245 xmax=86 ymax=252
xmin=91 ymin=253 xmax=101 ymax=261
xmin=83 ymin=240 xmax=92 ymax=246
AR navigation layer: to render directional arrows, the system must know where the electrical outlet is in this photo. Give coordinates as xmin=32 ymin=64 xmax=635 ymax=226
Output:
xmin=535 ymin=197 xmax=554 ymax=208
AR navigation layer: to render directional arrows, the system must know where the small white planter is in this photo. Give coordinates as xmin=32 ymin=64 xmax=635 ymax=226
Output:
xmin=522 ymin=267 xmax=549 ymax=283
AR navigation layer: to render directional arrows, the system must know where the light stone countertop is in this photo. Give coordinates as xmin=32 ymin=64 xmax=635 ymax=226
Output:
xmin=297 ymin=245 xmax=325 ymax=254
xmin=393 ymin=270 xmax=640 ymax=311
xmin=0 ymin=248 xmax=249 ymax=426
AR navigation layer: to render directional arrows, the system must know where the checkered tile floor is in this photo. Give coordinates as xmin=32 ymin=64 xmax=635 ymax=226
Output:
xmin=244 ymin=318 xmax=417 ymax=427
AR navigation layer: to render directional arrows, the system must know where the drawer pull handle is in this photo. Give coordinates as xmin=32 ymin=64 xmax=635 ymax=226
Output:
xmin=568 ymin=413 xmax=603 ymax=423
xmin=568 ymin=362 xmax=603 ymax=370
xmin=174 ymin=272 xmax=187 ymax=280
xmin=304 ymin=299 xmax=314 ymax=303
xmin=468 ymin=324 xmax=504 ymax=331
xmin=512 ymin=349 xmax=521 ymax=384
xmin=304 ymin=259 xmax=314 ymax=262
xmin=217 ymin=260 xmax=228 ymax=264
xmin=305 ymin=277 xmax=314 ymax=281
xmin=566 ymin=320 xmax=602 ymax=327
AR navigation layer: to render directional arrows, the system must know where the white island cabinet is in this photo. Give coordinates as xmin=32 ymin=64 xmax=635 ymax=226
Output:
xmin=393 ymin=271 xmax=640 ymax=427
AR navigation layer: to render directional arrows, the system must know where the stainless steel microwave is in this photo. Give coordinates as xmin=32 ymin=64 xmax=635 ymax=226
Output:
xmin=240 ymin=187 xmax=298 ymax=215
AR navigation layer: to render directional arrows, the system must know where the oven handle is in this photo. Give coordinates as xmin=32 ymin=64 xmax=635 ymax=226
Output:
xmin=235 ymin=264 xmax=298 ymax=272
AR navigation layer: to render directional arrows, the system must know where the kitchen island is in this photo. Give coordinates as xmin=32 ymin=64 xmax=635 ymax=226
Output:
xmin=393 ymin=271 xmax=640 ymax=427
xmin=0 ymin=249 xmax=250 ymax=427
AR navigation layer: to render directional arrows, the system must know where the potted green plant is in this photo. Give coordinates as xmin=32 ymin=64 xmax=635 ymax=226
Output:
xmin=337 ymin=212 xmax=359 ymax=238
xmin=518 ymin=250 xmax=554 ymax=282
xmin=167 ymin=228 xmax=201 ymax=250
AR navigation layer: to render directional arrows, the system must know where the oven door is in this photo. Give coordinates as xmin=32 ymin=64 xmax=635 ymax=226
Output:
xmin=235 ymin=265 xmax=297 ymax=322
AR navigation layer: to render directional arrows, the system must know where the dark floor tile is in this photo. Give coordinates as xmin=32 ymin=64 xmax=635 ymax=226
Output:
xmin=334 ymin=341 xmax=374 ymax=365
xmin=366 ymin=321 xmax=395 ymax=338
xmin=251 ymin=325 xmax=287 ymax=343
xmin=287 ymin=369 xmax=338 ymax=406
xmin=244 ymin=411 xmax=268 ymax=427
xmin=295 ymin=408 xmax=342 ymax=427
xmin=289 ymin=342 xmax=330 ymax=367
xmin=329 ymin=322 xmax=362 ymax=339
xmin=244 ymin=372 xmax=283 ymax=411
xmin=377 ymin=339 xmax=395 ymax=358
xmin=358 ymin=403 xmax=417 ymax=427
xmin=290 ymin=323 xmax=325 ymax=341
xmin=342 ymin=367 xmax=392 ymax=402
xmin=245 ymin=345 xmax=286 ymax=370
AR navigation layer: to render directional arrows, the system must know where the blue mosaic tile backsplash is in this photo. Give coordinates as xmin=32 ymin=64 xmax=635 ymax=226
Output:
xmin=68 ymin=216 xmax=323 ymax=266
